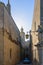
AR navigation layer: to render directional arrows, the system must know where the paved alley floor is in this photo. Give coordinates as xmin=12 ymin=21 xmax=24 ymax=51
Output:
xmin=16 ymin=58 xmax=32 ymax=65
xmin=17 ymin=63 xmax=32 ymax=65
xmin=16 ymin=62 xmax=32 ymax=65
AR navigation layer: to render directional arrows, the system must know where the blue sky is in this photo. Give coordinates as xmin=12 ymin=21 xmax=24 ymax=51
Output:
xmin=0 ymin=0 xmax=34 ymax=33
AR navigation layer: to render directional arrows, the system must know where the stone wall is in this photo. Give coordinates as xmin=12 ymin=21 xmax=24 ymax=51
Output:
xmin=31 ymin=0 xmax=41 ymax=64
xmin=0 ymin=2 xmax=20 ymax=65
xmin=4 ymin=32 xmax=20 ymax=65
xmin=3 ymin=5 xmax=20 ymax=65
xmin=0 ymin=3 xmax=4 ymax=65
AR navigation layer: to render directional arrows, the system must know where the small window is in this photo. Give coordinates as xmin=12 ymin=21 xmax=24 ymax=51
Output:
xmin=10 ymin=48 xmax=12 ymax=59
xmin=34 ymin=21 xmax=36 ymax=31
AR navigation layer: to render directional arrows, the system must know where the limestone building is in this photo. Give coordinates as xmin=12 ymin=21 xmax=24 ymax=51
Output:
xmin=31 ymin=0 xmax=43 ymax=65
xmin=20 ymin=27 xmax=25 ymax=47
xmin=0 ymin=1 xmax=21 ymax=65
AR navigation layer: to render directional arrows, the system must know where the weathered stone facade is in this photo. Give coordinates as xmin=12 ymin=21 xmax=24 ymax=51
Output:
xmin=31 ymin=0 xmax=43 ymax=65
xmin=0 ymin=2 xmax=20 ymax=65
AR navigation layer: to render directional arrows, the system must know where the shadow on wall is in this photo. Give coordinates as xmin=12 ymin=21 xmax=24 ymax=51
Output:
xmin=32 ymin=48 xmax=42 ymax=65
xmin=37 ymin=47 xmax=42 ymax=65
xmin=33 ymin=59 xmax=39 ymax=65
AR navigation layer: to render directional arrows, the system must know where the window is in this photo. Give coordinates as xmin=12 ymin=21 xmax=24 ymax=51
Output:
xmin=10 ymin=48 xmax=12 ymax=59
xmin=34 ymin=21 xmax=36 ymax=31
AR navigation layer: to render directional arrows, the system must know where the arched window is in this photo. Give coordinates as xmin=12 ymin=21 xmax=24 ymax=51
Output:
xmin=10 ymin=48 xmax=12 ymax=59
xmin=34 ymin=21 xmax=36 ymax=31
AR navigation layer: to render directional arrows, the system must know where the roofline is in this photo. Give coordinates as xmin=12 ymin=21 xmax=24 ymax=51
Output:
xmin=0 ymin=2 xmax=5 ymax=6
